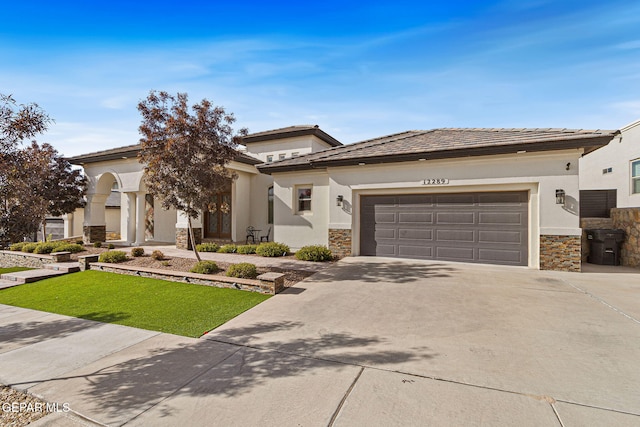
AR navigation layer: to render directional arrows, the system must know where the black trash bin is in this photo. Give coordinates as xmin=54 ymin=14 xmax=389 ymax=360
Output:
xmin=585 ymin=229 xmax=626 ymax=265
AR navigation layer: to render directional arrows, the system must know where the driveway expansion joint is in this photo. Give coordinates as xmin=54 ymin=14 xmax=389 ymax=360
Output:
xmin=328 ymin=367 xmax=364 ymax=427
xmin=558 ymin=278 xmax=640 ymax=325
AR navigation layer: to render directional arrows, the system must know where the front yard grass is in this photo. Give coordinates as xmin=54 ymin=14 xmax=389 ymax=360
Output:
xmin=0 ymin=270 xmax=270 ymax=337
xmin=0 ymin=267 xmax=32 ymax=274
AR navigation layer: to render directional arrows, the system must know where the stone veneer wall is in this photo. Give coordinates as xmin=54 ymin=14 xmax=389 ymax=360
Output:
xmin=90 ymin=263 xmax=284 ymax=294
xmin=176 ymin=227 xmax=202 ymax=250
xmin=611 ymin=208 xmax=640 ymax=267
xmin=580 ymin=218 xmax=614 ymax=262
xmin=83 ymin=225 xmax=106 ymax=243
xmin=328 ymin=229 xmax=352 ymax=258
xmin=0 ymin=251 xmax=55 ymax=268
xmin=539 ymin=235 xmax=581 ymax=272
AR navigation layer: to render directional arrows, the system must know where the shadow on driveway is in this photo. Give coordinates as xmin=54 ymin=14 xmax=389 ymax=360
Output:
xmin=309 ymin=260 xmax=456 ymax=284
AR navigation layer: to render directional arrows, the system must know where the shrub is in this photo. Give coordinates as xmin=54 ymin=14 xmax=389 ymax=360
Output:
xmin=131 ymin=247 xmax=145 ymax=257
xmin=98 ymin=251 xmax=128 ymax=263
xmin=75 ymin=240 xmax=85 ymax=245
xmin=218 ymin=244 xmax=237 ymax=253
xmin=9 ymin=242 xmax=26 ymax=251
xmin=161 ymin=260 xmax=170 ymax=267
xmin=196 ymin=243 xmax=220 ymax=252
xmin=256 ymin=242 xmax=289 ymax=257
xmin=236 ymin=244 xmax=257 ymax=254
xmin=93 ymin=242 xmax=102 ymax=248
xmin=33 ymin=242 xmax=59 ymax=254
xmin=22 ymin=243 xmax=38 ymax=253
xmin=52 ymin=243 xmax=84 ymax=254
xmin=295 ymin=245 xmax=334 ymax=262
xmin=190 ymin=261 xmax=219 ymax=274
xmin=226 ymin=263 xmax=258 ymax=279
xmin=107 ymin=243 xmax=115 ymax=249
xmin=151 ymin=250 xmax=164 ymax=260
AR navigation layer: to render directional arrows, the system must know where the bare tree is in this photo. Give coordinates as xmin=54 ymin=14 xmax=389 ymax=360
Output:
xmin=137 ymin=91 xmax=247 ymax=261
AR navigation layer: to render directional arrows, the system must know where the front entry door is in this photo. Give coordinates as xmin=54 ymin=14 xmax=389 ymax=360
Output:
xmin=205 ymin=192 xmax=232 ymax=239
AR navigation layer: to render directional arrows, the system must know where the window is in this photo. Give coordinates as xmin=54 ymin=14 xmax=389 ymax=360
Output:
xmin=279 ymin=153 xmax=286 ymax=160
xmin=292 ymin=152 xmax=300 ymax=157
xmin=267 ymin=186 xmax=274 ymax=224
xmin=297 ymin=186 xmax=312 ymax=212
xmin=633 ymin=160 xmax=640 ymax=194
xmin=266 ymin=155 xmax=273 ymax=163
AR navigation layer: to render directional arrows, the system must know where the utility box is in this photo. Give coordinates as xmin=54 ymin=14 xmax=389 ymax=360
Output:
xmin=585 ymin=229 xmax=626 ymax=265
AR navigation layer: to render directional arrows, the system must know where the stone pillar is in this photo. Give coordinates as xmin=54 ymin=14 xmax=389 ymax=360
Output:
xmin=176 ymin=210 xmax=202 ymax=250
xmin=83 ymin=194 xmax=108 ymax=243
xmin=540 ymin=235 xmax=581 ymax=272
xmin=134 ymin=192 xmax=146 ymax=246
xmin=328 ymin=228 xmax=352 ymax=258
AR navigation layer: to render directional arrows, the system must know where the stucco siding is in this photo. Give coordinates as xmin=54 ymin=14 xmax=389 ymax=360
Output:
xmin=273 ymin=171 xmax=330 ymax=250
xmin=273 ymin=150 xmax=583 ymax=268
xmin=580 ymin=121 xmax=640 ymax=208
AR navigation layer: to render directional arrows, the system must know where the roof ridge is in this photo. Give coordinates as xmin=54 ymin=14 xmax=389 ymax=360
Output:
xmin=304 ymin=130 xmax=428 ymax=162
xmin=433 ymin=127 xmax=614 ymax=133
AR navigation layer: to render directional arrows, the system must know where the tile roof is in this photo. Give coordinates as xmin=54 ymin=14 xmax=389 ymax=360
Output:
xmin=241 ymin=124 xmax=343 ymax=147
xmin=68 ymin=144 xmax=262 ymax=166
xmin=257 ymin=128 xmax=618 ymax=173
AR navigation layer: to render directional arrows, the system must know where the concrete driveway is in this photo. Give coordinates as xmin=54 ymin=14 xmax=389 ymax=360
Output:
xmin=1 ymin=258 xmax=639 ymax=426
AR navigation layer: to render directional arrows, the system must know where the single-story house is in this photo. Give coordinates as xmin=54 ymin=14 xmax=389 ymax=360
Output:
xmin=68 ymin=125 xmax=617 ymax=272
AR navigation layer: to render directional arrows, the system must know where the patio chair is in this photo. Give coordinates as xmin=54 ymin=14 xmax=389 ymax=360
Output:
xmin=246 ymin=226 xmax=257 ymax=244
xmin=260 ymin=227 xmax=271 ymax=242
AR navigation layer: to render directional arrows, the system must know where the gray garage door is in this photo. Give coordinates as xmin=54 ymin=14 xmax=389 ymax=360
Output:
xmin=360 ymin=192 xmax=528 ymax=266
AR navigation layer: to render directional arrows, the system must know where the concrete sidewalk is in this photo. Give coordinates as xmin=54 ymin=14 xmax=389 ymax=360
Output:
xmin=1 ymin=258 xmax=639 ymax=425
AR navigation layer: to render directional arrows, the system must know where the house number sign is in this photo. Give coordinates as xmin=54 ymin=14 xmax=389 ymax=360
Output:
xmin=422 ymin=178 xmax=449 ymax=185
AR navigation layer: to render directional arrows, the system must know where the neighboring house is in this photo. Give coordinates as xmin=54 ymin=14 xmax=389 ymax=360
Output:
xmin=68 ymin=125 xmax=617 ymax=272
xmin=579 ymin=119 xmax=640 ymax=212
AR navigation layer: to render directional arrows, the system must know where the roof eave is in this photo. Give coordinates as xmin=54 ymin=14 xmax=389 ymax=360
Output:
xmin=262 ymin=135 xmax=616 ymax=172
xmin=243 ymin=128 xmax=342 ymax=147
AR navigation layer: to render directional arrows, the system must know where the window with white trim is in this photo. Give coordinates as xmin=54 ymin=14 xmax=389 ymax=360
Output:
xmin=279 ymin=153 xmax=286 ymax=160
xmin=296 ymin=186 xmax=312 ymax=213
xmin=266 ymin=155 xmax=273 ymax=163
xmin=633 ymin=160 xmax=640 ymax=194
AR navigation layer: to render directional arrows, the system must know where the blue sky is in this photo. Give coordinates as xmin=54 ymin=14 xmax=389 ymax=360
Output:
xmin=2 ymin=0 xmax=639 ymax=156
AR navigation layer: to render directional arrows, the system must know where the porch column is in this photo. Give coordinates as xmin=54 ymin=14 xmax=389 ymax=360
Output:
xmin=63 ymin=213 xmax=74 ymax=238
xmin=122 ymin=192 xmax=137 ymax=245
xmin=83 ymin=193 xmax=108 ymax=243
xmin=133 ymin=192 xmax=146 ymax=246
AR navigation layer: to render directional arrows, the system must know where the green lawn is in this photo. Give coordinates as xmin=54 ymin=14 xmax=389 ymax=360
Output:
xmin=0 ymin=270 xmax=270 ymax=337
xmin=0 ymin=267 xmax=33 ymax=274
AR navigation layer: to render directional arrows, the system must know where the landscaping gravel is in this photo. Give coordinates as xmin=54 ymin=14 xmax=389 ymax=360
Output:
xmin=0 ymin=385 xmax=49 ymax=426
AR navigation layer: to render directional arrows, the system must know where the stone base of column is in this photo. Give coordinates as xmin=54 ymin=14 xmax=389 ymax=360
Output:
xmin=83 ymin=226 xmax=106 ymax=244
xmin=329 ymin=228 xmax=352 ymax=258
xmin=176 ymin=227 xmax=202 ymax=250
xmin=540 ymin=235 xmax=581 ymax=272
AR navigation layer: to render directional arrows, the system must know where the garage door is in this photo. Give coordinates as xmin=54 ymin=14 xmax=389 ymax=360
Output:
xmin=360 ymin=192 xmax=528 ymax=266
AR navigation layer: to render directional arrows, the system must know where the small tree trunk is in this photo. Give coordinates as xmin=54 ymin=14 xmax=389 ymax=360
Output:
xmin=187 ymin=216 xmax=201 ymax=262
xmin=42 ymin=220 xmax=47 ymax=242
